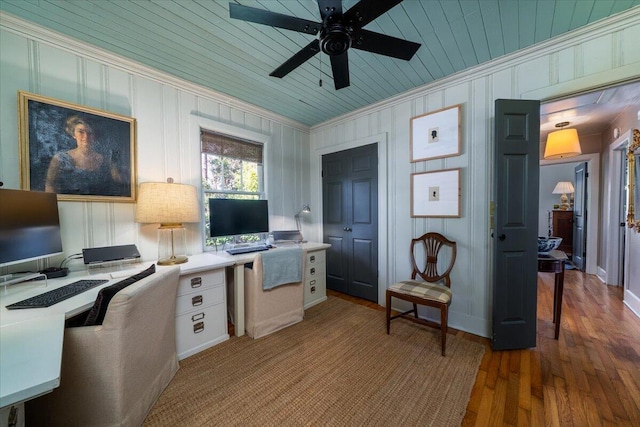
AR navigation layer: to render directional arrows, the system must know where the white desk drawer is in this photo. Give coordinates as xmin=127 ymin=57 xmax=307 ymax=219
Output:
xmin=176 ymin=302 xmax=227 ymax=358
xmin=175 ymin=285 xmax=224 ymax=316
xmin=178 ymin=269 xmax=224 ymax=296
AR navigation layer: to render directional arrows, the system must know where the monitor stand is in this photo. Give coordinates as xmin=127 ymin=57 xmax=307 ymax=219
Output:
xmin=0 ymin=272 xmax=47 ymax=291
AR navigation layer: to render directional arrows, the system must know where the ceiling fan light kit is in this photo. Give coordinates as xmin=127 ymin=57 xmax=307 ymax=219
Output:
xmin=229 ymin=0 xmax=421 ymax=90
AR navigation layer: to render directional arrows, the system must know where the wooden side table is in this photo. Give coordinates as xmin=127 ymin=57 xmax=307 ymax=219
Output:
xmin=538 ymin=250 xmax=568 ymax=339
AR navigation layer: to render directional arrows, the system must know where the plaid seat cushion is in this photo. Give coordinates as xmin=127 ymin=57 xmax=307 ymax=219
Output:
xmin=388 ymin=279 xmax=452 ymax=304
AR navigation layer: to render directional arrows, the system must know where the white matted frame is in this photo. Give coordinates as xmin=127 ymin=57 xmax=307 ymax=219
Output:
xmin=410 ymin=104 xmax=461 ymax=162
xmin=411 ymin=168 xmax=461 ymax=217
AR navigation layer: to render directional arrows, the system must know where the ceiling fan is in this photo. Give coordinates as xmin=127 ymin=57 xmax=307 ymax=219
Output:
xmin=229 ymin=0 xmax=421 ymax=90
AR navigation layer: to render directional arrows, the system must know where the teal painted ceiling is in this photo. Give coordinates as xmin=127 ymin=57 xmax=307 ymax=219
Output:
xmin=1 ymin=0 xmax=639 ymax=126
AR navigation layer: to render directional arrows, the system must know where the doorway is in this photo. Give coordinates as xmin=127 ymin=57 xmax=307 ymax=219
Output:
xmin=322 ymin=143 xmax=378 ymax=302
xmin=311 ymin=133 xmax=389 ymax=305
xmin=540 ymin=154 xmax=600 ymax=275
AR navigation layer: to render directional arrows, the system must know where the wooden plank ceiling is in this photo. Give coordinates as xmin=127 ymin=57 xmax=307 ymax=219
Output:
xmin=1 ymin=0 xmax=638 ymax=126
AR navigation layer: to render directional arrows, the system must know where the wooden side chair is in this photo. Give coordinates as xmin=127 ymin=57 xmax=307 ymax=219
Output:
xmin=386 ymin=232 xmax=457 ymax=356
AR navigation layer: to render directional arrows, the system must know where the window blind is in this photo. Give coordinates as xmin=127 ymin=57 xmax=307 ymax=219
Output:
xmin=201 ymin=130 xmax=263 ymax=164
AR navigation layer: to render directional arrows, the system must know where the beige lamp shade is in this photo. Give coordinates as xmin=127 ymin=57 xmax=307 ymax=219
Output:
xmin=552 ymin=181 xmax=574 ymax=195
xmin=544 ymin=128 xmax=582 ymax=159
xmin=136 ymin=180 xmax=199 ymax=265
xmin=552 ymin=181 xmax=574 ymax=211
xmin=135 ymin=181 xmax=199 ymax=225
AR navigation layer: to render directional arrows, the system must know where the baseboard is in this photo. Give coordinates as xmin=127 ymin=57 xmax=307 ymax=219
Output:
xmin=624 ymin=289 xmax=640 ymax=319
xmin=304 ymin=296 xmax=327 ymax=310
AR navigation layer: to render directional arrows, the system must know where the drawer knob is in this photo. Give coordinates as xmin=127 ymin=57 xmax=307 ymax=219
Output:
xmin=310 ymin=279 xmax=316 ymax=286
xmin=310 ymin=286 xmax=316 ymax=294
xmin=192 ymin=295 xmax=203 ymax=306
xmin=191 ymin=312 xmax=205 ymax=322
xmin=310 ymin=255 xmax=315 ymax=263
xmin=190 ymin=277 xmax=202 ymax=288
xmin=193 ymin=322 xmax=204 ymax=334
xmin=310 ymin=267 xmax=315 ymax=275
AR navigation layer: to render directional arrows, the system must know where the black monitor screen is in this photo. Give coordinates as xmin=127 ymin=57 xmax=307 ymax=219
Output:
xmin=0 ymin=188 xmax=64 ymax=267
xmin=209 ymin=199 xmax=269 ymax=238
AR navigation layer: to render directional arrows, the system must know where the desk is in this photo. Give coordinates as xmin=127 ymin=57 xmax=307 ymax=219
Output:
xmin=0 ymin=270 xmax=141 ymax=410
xmin=538 ymin=250 xmax=568 ymax=339
xmin=213 ymin=241 xmax=330 ymax=337
xmin=0 ymin=242 xmax=330 ymax=409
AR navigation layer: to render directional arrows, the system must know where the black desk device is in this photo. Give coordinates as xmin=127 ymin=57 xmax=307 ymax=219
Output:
xmin=82 ymin=244 xmax=141 ymax=265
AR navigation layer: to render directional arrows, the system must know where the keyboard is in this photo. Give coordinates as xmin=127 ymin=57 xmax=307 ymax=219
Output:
xmin=6 ymin=279 xmax=109 ymax=309
xmin=226 ymin=245 xmax=270 ymax=255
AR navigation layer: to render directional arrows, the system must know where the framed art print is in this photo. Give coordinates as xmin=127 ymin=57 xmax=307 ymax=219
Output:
xmin=410 ymin=104 xmax=461 ymax=162
xmin=411 ymin=168 xmax=461 ymax=217
xmin=18 ymin=91 xmax=137 ymax=203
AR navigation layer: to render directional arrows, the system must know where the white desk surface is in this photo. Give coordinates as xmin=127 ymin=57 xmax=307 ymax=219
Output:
xmin=0 ymin=242 xmax=330 ymax=408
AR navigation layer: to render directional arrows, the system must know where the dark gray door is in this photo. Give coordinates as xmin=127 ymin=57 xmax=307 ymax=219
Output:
xmin=572 ymin=162 xmax=587 ymax=271
xmin=322 ymin=143 xmax=378 ymax=302
xmin=492 ymin=99 xmax=540 ymax=350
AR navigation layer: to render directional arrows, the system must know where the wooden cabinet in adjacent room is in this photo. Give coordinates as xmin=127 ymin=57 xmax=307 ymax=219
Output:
xmin=552 ymin=210 xmax=573 ymax=256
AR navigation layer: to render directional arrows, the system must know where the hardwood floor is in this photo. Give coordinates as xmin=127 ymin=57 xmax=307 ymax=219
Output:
xmin=329 ymin=270 xmax=640 ymax=426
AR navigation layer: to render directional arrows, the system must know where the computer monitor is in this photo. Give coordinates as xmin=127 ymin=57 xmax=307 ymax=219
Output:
xmin=0 ymin=188 xmax=64 ymax=267
xmin=209 ymin=199 xmax=269 ymax=238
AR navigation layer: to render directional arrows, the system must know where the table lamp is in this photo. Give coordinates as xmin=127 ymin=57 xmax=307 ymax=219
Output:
xmin=135 ymin=178 xmax=199 ymax=265
xmin=552 ymin=181 xmax=574 ymax=211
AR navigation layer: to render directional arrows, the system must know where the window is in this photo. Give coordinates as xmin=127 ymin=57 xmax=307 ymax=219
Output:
xmin=201 ymin=130 xmax=264 ymax=248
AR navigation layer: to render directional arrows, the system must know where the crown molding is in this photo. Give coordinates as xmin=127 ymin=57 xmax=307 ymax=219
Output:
xmin=0 ymin=12 xmax=310 ymax=133
xmin=312 ymin=6 xmax=640 ymax=130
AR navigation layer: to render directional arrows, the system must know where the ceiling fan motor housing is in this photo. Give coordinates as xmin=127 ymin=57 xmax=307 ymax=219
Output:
xmin=320 ymin=23 xmax=352 ymax=56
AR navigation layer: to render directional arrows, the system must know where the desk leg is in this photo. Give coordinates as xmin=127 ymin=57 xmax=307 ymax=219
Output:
xmin=553 ymin=265 xmax=565 ymax=340
xmin=234 ymin=264 xmax=245 ymax=337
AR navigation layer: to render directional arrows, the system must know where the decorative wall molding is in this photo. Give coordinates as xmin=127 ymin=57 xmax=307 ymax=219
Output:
xmin=312 ymin=6 xmax=640 ymax=130
xmin=0 ymin=11 xmax=309 ymax=133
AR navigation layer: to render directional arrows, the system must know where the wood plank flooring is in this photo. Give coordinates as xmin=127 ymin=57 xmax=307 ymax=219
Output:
xmin=328 ymin=270 xmax=640 ymax=426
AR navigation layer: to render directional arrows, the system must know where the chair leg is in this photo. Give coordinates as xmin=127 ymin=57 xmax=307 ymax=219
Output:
xmin=412 ymin=303 xmax=418 ymax=318
xmin=441 ymin=305 xmax=448 ymax=356
xmin=385 ymin=291 xmax=391 ymax=334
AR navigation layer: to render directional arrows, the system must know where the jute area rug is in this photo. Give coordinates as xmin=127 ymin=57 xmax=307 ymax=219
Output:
xmin=144 ymin=296 xmax=484 ymax=426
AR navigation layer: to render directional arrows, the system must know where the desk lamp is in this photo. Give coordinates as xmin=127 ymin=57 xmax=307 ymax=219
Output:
xmin=295 ymin=204 xmax=311 ymax=231
xmin=135 ymin=178 xmax=199 ymax=265
xmin=552 ymin=181 xmax=574 ymax=211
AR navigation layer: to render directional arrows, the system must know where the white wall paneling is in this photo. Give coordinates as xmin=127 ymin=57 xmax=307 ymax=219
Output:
xmin=0 ymin=16 xmax=309 ymax=272
xmin=310 ymin=11 xmax=640 ymax=338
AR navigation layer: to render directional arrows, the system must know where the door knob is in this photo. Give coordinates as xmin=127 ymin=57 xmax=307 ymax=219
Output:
xmin=343 ymin=227 xmax=352 ymax=232
xmin=498 ymin=234 xmax=506 ymax=241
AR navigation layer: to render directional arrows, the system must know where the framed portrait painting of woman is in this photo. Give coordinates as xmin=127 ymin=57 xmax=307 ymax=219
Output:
xmin=18 ymin=91 xmax=137 ymax=202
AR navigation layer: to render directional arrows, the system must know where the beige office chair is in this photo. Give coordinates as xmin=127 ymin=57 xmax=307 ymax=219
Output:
xmin=244 ymin=249 xmax=306 ymax=339
xmin=386 ymin=233 xmax=457 ymax=356
xmin=26 ymin=265 xmax=181 ymax=427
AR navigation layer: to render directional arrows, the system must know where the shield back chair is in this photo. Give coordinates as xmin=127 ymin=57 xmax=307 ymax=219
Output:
xmin=386 ymin=232 xmax=457 ymax=356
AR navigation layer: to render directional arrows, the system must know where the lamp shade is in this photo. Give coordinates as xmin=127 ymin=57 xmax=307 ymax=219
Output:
xmin=552 ymin=181 xmax=575 ymax=195
xmin=544 ymin=128 xmax=582 ymax=159
xmin=135 ymin=181 xmax=199 ymax=225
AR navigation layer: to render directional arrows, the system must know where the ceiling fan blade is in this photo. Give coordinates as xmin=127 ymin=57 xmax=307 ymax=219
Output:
xmin=330 ymin=52 xmax=350 ymax=90
xmin=229 ymin=3 xmax=321 ymax=35
xmin=317 ymin=0 xmax=342 ymax=21
xmin=343 ymin=0 xmax=403 ymax=28
xmin=352 ymin=29 xmax=420 ymax=61
xmin=270 ymin=40 xmax=321 ymax=78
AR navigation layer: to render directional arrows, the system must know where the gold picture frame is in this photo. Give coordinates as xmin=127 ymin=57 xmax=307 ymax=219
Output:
xmin=18 ymin=91 xmax=137 ymax=202
xmin=627 ymin=128 xmax=640 ymax=232
xmin=411 ymin=168 xmax=461 ymax=217
xmin=410 ymin=104 xmax=462 ymax=162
